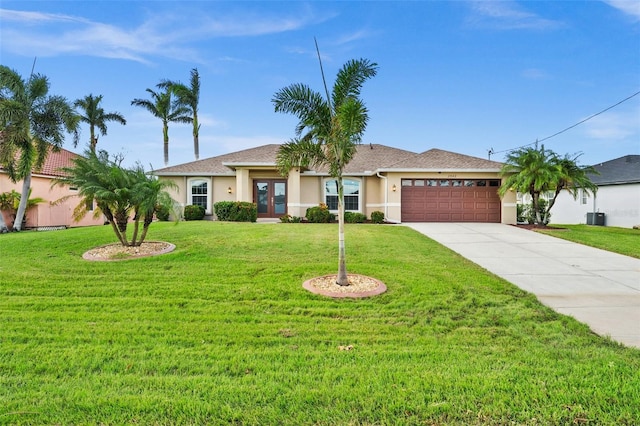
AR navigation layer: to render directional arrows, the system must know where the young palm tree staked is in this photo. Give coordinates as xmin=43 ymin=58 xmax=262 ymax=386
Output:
xmin=0 ymin=65 xmax=79 ymax=232
xmin=74 ymin=94 xmax=126 ymax=152
xmin=131 ymin=86 xmax=192 ymax=166
xmin=273 ymin=57 xmax=378 ymax=286
xmin=159 ymin=68 xmax=201 ymax=161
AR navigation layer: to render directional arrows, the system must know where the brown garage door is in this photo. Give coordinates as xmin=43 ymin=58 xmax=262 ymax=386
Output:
xmin=401 ymin=179 xmax=501 ymax=222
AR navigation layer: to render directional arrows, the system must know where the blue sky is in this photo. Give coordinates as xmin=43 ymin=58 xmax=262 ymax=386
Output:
xmin=1 ymin=1 xmax=639 ymax=169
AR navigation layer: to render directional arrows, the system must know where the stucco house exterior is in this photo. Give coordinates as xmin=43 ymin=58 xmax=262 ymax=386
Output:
xmin=549 ymin=154 xmax=640 ymax=228
xmin=154 ymin=144 xmax=517 ymax=224
xmin=0 ymin=146 xmax=104 ymax=230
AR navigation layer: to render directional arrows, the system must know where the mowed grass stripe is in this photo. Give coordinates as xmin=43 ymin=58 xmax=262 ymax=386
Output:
xmin=1 ymin=221 xmax=638 ymax=425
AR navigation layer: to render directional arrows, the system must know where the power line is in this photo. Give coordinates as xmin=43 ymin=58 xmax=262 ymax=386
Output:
xmin=488 ymin=90 xmax=640 ymax=159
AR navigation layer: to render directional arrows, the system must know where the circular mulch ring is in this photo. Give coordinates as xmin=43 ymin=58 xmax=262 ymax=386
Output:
xmin=303 ymin=274 xmax=387 ymax=298
xmin=82 ymin=241 xmax=175 ymax=261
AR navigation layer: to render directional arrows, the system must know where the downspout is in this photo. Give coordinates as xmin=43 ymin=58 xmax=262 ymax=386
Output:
xmin=376 ymin=172 xmax=388 ymax=221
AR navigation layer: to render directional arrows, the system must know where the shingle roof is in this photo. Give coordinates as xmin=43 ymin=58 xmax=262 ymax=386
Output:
xmin=382 ymin=148 xmax=504 ymax=171
xmin=153 ymin=144 xmax=504 ymax=176
xmin=589 ymin=155 xmax=640 ymax=185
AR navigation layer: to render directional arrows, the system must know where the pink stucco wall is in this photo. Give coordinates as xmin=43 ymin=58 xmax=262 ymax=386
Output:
xmin=0 ymin=172 xmax=104 ymax=229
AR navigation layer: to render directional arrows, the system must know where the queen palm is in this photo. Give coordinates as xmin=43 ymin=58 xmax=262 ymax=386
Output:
xmin=131 ymin=87 xmax=192 ymax=166
xmin=74 ymin=94 xmax=126 ymax=152
xmin=159 ymin=68 xmax=201 ymax=160
xmin=273 ymin=58 xmax=378 ymax=286
xmin=0 ymin=65 xmax=79 ymax=232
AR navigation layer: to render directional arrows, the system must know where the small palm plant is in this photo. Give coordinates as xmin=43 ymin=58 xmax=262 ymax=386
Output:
xmin=273 ymin=55 xmax=378 ymax=286
xmin=53 ymin=150 xmax=178 ymax=247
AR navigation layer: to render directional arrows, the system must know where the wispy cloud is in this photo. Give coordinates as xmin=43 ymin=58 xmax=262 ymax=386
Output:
xmin=583 ymin=109 xmax=640 ymax=140
xmin=0 ymin=7 xmax=324 ymax=64
xmin=603 ymin=0 xmax=640 ymax=22
xmin=466 ymin=0 xmax=563 ymax=30
xmin=521 ymin=68 xmax=551 ymax=80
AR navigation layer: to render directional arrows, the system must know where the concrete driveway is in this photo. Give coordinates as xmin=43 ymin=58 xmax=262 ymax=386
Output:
xmin=405 ymin=223 xmax=640 ymax=349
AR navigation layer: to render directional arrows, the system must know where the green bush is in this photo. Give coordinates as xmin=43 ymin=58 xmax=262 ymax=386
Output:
xmin=280 ymin=215 xmax=303 ymax=223
xmin=344 ymin=211 xmax=367 ymax=223
xmin=306 ymin=204 xmax=334 ymax=223
xmin=371 ymin=211 xmax=385 ymax=224
xmin=214 ymin=201 xmax=257 ymax=222
xmin=155 ymin=205 xmax=171 ymax=221
xmin=522 ymin=199 xmax=551 ymax=225
xmin=184 ymin=204 xmax=205 ymax=221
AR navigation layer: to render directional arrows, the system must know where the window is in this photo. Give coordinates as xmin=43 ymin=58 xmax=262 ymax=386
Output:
xmin=452 ymin=180 xmax=462 ymax=187
xmin=188 ymin=178 xmax=211 ymax=214
xmin=401 ymin=179 xmax=412 ymax=186
xmin=325 ymin=178 xmax=360 ymax=211
xmin=426 ymin=179 xmax=437 ymax=187
xmin=581 ymin=189 xmax=588 ymax=205
xmin=439 ymin=180 xmax=449 ymax=186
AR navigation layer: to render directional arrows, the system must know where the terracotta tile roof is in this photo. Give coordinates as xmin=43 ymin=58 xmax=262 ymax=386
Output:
xmin=0 ymin=143 xmax=80 ymax=178
xmin=382 ymin=148 xmax=504 ymax=171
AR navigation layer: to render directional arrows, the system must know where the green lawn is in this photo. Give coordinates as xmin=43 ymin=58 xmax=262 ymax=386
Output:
xmin=1 ymin=222 xmax=639 ymax=425
xmin=538 ymin=224 xmax=640 ymax=259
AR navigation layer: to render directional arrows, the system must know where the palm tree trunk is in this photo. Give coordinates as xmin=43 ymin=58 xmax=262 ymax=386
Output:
xmin=336 ymin=176 xmax=349 ymax=286
xmin=193 ymin=117 xmax=200 ymax=161
xmin=13 ymin=173 xmax=32 ymax=232
xmin=90 ymin=126 xmax=97 ymax=152
xmin=163 ymin=122 xmax=169 ymax=166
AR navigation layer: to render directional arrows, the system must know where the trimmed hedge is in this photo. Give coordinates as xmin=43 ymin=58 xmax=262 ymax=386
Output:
xmin=344 ymin=211 xmax=367 ymax=223
xmin=184 ymin=205 xmax=205 ymax=221
xmin=371 ymin=210 xmax=385 ymax=224
xmin=306 ymin=204 xmax=334 ymax=223
xmin=214 ymin=201 xmax=258 ymax=222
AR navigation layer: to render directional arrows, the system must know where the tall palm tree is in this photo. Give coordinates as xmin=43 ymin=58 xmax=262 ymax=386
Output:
xmin=74 ymin=94 xmax=126 ymax=152
xmin=159 ymin=68 xmax=201 ymax=160
xmin=0 ymin=65 xmax=79 ymax=232
xmin=273 ymin=58 xmax=378 ymax=286
xmin=131 ymin=87 xmax=192 ymax=166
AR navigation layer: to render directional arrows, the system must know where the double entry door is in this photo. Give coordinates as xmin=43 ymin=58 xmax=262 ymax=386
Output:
xmin=254 ymin=180 xmax=287 ymax=218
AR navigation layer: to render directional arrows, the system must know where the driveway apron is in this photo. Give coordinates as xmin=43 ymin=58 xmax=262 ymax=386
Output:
xmin=405 ymin=223 xmax=640 ymax=349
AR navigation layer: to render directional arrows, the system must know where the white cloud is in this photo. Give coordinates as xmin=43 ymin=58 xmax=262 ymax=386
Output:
xmin=466 ymin=0 xmax=563 ymax=30
xmin=521 ymin=68 xmax=551 ymax=80
xmin=0 ymin=7 xmax=325 ymax=64
xmin=583 ymin=109 xmax=640 ymax=140
xmin=603 ymin=0 xmax=640 ymax=22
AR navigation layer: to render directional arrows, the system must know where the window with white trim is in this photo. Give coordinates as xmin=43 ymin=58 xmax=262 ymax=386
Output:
xmin=581 ymin=189 xmax=588 ymax=205
xmin=325 ymin=178 xmax=361 ymax=212
xmin=188 ymin=178 xmax=211 ymax=214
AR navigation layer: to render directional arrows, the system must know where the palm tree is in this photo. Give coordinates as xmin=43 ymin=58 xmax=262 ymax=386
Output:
xmin=0 ymin=65 xmax=79 ymax=232
xmin=159 ymin=68 xmax=201 ymax=160
xmin=74 ymin=94 xmax=126 ymax=152
xmin=499 ymin=145 xmax=557 ymax=225
xmin=131 ymin=87 xmax=192 ymax=166
xmin=53 ymin=149 xmax=177 ymax=246
xmin=272 ymin=58 xmax=378 ymax=286
xmin=543 ymin=153 xmax=598 ymax=224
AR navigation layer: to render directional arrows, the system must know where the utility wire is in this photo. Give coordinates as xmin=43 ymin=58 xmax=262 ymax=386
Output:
xmin=489 ymin=90 xmax=640 ymax=158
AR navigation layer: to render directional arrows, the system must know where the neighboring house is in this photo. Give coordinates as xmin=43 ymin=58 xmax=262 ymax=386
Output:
xmin=154 ymin=144 xmax=517 ymax=224
xmin=0 ymin=147 xmax=104 ymax=230
xmin=550 ymin=155 xmax=640 ymax=228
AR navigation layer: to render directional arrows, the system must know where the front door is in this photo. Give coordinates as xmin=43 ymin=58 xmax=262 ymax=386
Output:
xmin=254 ymin=180 xmax=287 ymax=218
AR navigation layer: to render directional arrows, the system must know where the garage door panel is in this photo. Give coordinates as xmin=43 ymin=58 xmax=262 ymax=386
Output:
xmin=401 ymin=179 xmax=501 ymax=223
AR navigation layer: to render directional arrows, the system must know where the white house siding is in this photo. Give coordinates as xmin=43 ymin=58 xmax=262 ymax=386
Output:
xmin=550 ymin=183 xmax=640 ymax=228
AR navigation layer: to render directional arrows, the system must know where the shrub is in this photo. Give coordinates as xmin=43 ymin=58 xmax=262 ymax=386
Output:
xmin=214 ymin=201 xmax=257 ymax=222
xmin=523 ymin=199 xmax=551 ymax=225
xmin=280 ymin=215 xmax=303 ymax=223
xmin=371 ymin=211 xmax=385 ymax=224
xmin=184 ymin=204 xmax=205 ymax=221
xmin=155 ymin=205 xmax=171 ymax=221
xmin=306 ymin=204 xmax=334 ymax=223
xmin=344 ymin=211 xmax=367 ymax=223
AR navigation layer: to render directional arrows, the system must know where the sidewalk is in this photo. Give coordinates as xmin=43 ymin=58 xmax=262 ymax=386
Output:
xmin=405 ymin=223 xmax=640 ymax=349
